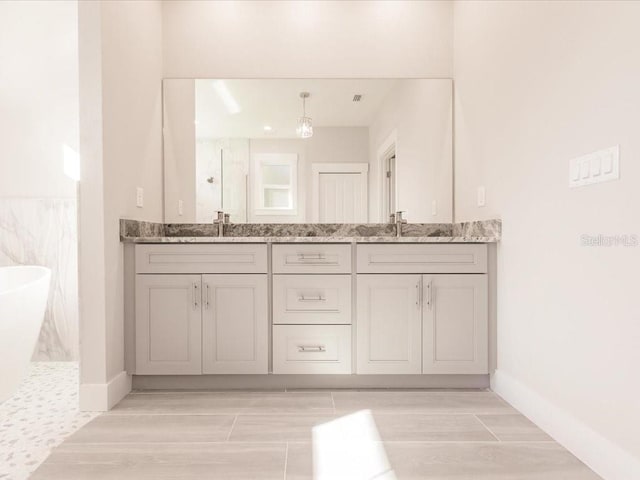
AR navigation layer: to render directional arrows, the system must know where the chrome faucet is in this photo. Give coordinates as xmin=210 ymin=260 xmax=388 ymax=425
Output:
xmin=395 ymin=211 xmax=407 ymax=237
xmin=214 ymin=210 xmax=225 ymax=237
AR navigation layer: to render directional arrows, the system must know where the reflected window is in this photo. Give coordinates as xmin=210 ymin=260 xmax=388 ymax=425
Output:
xmin=253 ymin=153 xmax=298 ymax=215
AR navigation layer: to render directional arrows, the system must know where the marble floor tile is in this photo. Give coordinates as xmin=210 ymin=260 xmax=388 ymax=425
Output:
xmin=31 ymin=443 xmax=287 ymax=479
xmin=332 ymin=391 xmax=517 ymax=415
xmin=476 ymin=414 xmax=553 ymax=442
xmin=0 ymin=362 xmax=97 ymax=480
xmin=110 ymin=391 xmax=334 ymax=415
xmin=66 ymin=414 xmax=235 ymax=444
xmin=384 ymin=442 xmax=600 ymax=479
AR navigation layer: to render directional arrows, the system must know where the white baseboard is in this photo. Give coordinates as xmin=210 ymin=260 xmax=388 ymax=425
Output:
xmin=491 ymin=369 xmax=640 ymax=480
xmin=79 ymin=370 xmax=131 ymax=412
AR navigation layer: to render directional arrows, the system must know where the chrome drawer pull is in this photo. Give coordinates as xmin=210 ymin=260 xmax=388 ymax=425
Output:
xmin=298 ymin=295 xmax=326 ymax=302
xmin=297 ymin=345 xmax=326 ymax=353
xmin=298 ymin=253 xmax=326 ymax=261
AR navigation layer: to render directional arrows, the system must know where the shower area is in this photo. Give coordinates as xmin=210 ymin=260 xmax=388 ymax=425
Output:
xmin=195 ymin=137 xmax=249 ymax=223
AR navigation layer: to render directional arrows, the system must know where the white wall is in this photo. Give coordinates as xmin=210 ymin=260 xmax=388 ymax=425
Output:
xmin=454 ymin=1 xmax=640 ymax=476
xmin=0 ymin=0 xmax=80 ymax=360
xmin=0 ymin=0 xmax=78 ymax=198
xmin=162 ymin=0 xmax=453 ymax=78
xmin=164 ymin=80 xmax=196 ymax=223
xmin=369 ymin=79 xmax=452 ymax=223
xmin=78 ymin=0 xmax=163 ymax=408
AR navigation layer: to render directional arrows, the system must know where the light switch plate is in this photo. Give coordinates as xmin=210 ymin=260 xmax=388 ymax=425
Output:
xmin=569 ymin=146 xmax=619 ymax=188
xmin=136 ymin=187 xmax=144 ymax=208
xmin=477 ymin=186 xmax=486 ymax=207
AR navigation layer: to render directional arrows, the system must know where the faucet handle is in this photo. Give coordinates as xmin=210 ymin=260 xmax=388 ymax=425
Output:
xmin=396 ymin=211 xmax=408 ymax=223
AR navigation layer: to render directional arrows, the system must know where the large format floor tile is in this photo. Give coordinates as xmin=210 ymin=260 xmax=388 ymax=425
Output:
xmin=332 ymin=391 xmax=517 ymax=414
xmin=66 ymin=414 xmax=235 ymax=443
xmin=230 ymin=413 xmax=497 ymax=443
xmin=110 ymin=392 xmax=334 ymax=415
xmin=33 ymin=390 xmax=601 ymax=480
xmin=384 ymin=442 xmax=600 ymax=479
xmin=476 ymin=414 xmax=553 ymax=441
xmin=229 ymin=414 xmax=336 ymax=442
xmin=374 ymin=413 xmax=497 ymax=442
xmin=31 ymin=443 xmax=287 ymax=480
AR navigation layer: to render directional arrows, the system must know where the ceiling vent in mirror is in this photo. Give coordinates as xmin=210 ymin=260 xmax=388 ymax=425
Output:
xmin=352 ymin=94 xmax=363 ymax=102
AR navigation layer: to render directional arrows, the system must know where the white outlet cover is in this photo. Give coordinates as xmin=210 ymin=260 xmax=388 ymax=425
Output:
xmin=431 ymin=200 xmax=437 ymax=216
xmin=477 ymin=186 xmax=486 ymax=207
xmin=136 ymin=187 xmax=144 ymax=208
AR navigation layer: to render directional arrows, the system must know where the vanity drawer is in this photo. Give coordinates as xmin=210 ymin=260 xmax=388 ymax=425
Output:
xmin=273 ymin=325 xmax=352 ymax=374
xmin=272 ymin=244 xmax=352 ymax=274
xmin=135 ymin=244 xmax=268 ymax=274
xmin=273 ymin=275 xmax=351 ymax=325
xmin=356 ymin=244 xmax=487 ymax=274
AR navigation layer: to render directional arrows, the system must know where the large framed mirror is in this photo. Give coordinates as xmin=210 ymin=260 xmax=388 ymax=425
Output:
xmin=163 ymin=78 xmax=452 ymax=224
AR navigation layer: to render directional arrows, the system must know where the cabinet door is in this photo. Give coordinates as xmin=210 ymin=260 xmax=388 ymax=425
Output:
xmin=422 ymin=274 xmax=488 ymax=374
xmin=202 ymin=274 xmax=268 ymax=374
xmin=356 ymin=274 xmax=422 ymax=374
xmin=135 ymin=274 xmax=202 ymax=374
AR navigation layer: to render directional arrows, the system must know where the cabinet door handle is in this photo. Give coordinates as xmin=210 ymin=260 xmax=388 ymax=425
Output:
xmin=193 ymin=282 xmax=199 ymax=310
xmin=426 ymin=280 xmax=433 ymax=309
xmin=297 ymin=345 xmax=326 ymax=353
xmin=298 ymin=295 xmax=326 ymax=302
xmin=204 ymin=283 xmax=210 ymax=310
xmin=416 ymin=280 xmax=422 ymax=308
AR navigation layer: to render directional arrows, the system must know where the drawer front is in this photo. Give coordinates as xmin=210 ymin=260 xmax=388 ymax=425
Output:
xmin=272 ymin=244 xmax=352 ymax=274
xmin=273 ymin=325 xmax=352 ymax=374
xmin=356 ymin=244 xmax=487 ymax=274
xmin=135 ymin=244 xmax=268 ymax=274
xmin=273 ymin=275 xmax=351 ymax=325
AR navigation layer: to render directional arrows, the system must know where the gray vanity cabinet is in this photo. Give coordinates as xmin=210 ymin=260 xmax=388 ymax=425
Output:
xmin=422 ymin=274 xmax=488 ymax=374
xmin=356 ymin=244 xmax=489 ymax=375
xmin=356 ymin=274 xmax=423 ymax=374
xmin=133 ymin=244 xmax=269 ymax=375
xmin=135 ymin=274 xmax=203 ymax=375
xmin=201 ymin=274 xmax=268 ymax=374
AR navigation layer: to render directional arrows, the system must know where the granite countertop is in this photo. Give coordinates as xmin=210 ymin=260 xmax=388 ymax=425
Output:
xmin=122 ymin=235 xmax=497 ymax=244
xmin=120 ymin=220 xmax=501 ymax=244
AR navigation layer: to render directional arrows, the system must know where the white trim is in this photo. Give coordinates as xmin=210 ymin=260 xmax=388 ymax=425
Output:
xmin=377 ymin=130 xmax=397 ymax=222
xmin=311 ymin=162 xmax=369 ymax=222
xmin=491 ymin=369 xmax=640 ymax=480
xmin=79 ymin=370 xmax=132 ymax=412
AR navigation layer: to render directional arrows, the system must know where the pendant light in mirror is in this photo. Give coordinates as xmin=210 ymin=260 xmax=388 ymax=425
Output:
xmin=296 ymin=92 xmax=313 ymax=138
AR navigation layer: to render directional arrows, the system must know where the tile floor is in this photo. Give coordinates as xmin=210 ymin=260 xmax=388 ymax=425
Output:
xmin=0 ymin=362 xmax=98 ymax=480
xmin=32 ymin=390 xmax=600 ymax=479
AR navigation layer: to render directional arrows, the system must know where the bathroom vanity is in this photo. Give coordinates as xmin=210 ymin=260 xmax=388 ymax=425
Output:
xmin=122 ymin=221 xmax=498 ymax=389
xmin=121 ymin=77 xmax=499 ymax=389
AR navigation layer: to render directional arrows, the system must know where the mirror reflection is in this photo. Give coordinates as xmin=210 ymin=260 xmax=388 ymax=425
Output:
xmin=163 ymin=79 xmax=452 ymax=224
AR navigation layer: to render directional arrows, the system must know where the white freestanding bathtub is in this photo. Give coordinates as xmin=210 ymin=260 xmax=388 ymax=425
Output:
xmin=0 ymin=266 xmax=51 ymax=403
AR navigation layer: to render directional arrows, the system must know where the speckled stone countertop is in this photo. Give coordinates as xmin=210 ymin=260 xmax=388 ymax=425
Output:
xmin=120 ymin=220 xmax=501 ymax=243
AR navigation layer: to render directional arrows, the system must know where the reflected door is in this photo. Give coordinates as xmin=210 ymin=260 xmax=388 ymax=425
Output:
xmin=313 ymin=163 xmax=368 ymax=223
